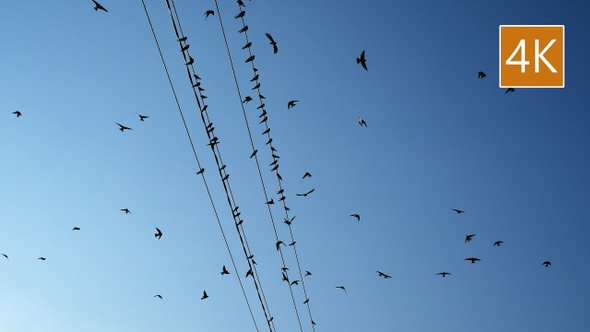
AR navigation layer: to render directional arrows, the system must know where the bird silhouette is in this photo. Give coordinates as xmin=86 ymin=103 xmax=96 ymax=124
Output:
xmin=178 ymin=36 xmax=188 ymax=42
xmin=154 ymin=294 xmax=163 ymax=299
xmin=155 ymin=227 xmax=162 ymax=240
xmin=116 ymin=123 xmax=132 ymax=132
xmin=437 ymin=272 xmax=451 ymax=277
xmin=452 ymin=208 xmax=464 ymax=214
xmin=237 ymin=0 xmax=245 ymax=7
xmin=196 ymin=168 xmax=205 ymax=175
xmin=120 ymin=208 xmax=131 ymax=214
xmin=290 ymin=280 xmax=300 ymax=286
xmin=92 ymin=0 xmax=108 ymax=12
xmin=245 ymin=55 xmax=255 ymax=63
xmin=350 ymin=214 xmax=361 ymax=221
xmin=356 ymin=50 xmax=367 ymax=70
xmin=1 ymin=253 xmax=8 ymax=260
xmin=265 ymin=33 xmax=278 ymax=54
xmin=238 ymin=25 xmax=249 ymax=33
xmin=284 ymin=216 xmax=295 ymax=225
xmin=303 ymin=298 xmax=309 ymax=304
xmin=465 ymin=257 xmax=480 ymax=264
xmin=38 ymin=257 xmax=46 ymax=261
xmin=245 ymin=268 xmax=253 ymax=278
xmin=12 ymin=110 xmax=22 ymax=117
xmin=276 ymin=240 xmax=285 ymax=251
xmin=235 ymin=10 xmax=246 ymax=19
xmin=542 ymin=261 xmax=551 ymax=267
xmin=136 ymin=113 xmax=149 ymax=121
xmin=287 ymin=100 xmax=299 ymax=109
xmin=201 ymin=290 xmax=209 ymax=300
xmin=72 ymin=227 xmax=81 ymax=231
xmin=493 ymin=241 xmax=504 ymax=246
xmin=288 ymin=241 xmax=296 ymax=246
xmin=204 ymin=10 xmax=214 ymax=19
xmin=221 ymin=265 xmax=230 ymax=275
xmin=242 ymin=96 xmax=253 ymax=104
xmin=358 ymin=117 xmax=368 ymax=127
xmin=304 ymin=270 xmax=312 ymax=277
xmin=296 ymin=189 xmax=315 ymax=197
xmin=465 ymin=234 xmax=475 ymax=243
xmin=377 ymin=271 xmax=392 ymax=279
xmin=505 ymin=88 xmax=516 ymax=94
xmin=336 ymin=286 xmax=347 ymax=294
xmin=302 ymin=172 xmax=312 ymax=179
xmin=186 ymin=56 xmax=194 ymax=66
xmin=478 ymin=71 xmax=487 ymax=79
xmin=242 ymin=41 xmax=252 ymax=49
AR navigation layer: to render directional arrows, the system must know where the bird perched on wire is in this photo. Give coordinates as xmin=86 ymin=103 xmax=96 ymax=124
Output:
xmin=238 ymin=25 xmax=249 ymax=33
xmin=235 ymin=10 xmax=245 ymax=19
xmin=356 ymin=50 xmax=367 ymax=70
xmin=287 ymin=100 xmax=299 ymax=109
xmin=265 ymin=33 xmax=278 ymax=54
xmin=155 ymin=227 xmax=163 ymax=240
xmin=92 ymin=0 xmax=108 ymax=12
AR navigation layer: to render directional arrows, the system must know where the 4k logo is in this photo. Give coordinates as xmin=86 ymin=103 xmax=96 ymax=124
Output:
xmin=499 ymin=25 xmax=565 ymax=88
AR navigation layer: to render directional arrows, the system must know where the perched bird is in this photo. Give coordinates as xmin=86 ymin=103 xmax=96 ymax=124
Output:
xmin=245 ymin=55 xmax=255 ymax=63
xmin=221 ymin=265 xmax=230 ymax=275
xmin=302 ymin=172 xmax=312 ymax=179
xmin=38 ymin=257 xmax=47 ymax=261
xmin=290 ymin=280 xmax=300 ymax=286
xmin=237 ymin=0 xmax=246 ymax=7
xmin=120 ymin=208 xmax=131 ymax=214
xmin=196 ymin=168 xmax=205 ymax=175
xmin=377 ymin=271 xmax=392 ymax=279
xmin=296 ymin=189 xmax=315 ymax=197
xmin=178 ymin=36 xmax=188 ymax=42
xmin=242 ymin=41 xmax=252 ymax=49
xmin=465 ymin=234 xmax=475 ymax=243
xmin=465 ymin=257 xmax=480 ymax=264
xmin=493 ymin=241 xmax=504 ymax=246
xmin=186 ymin=56 xmax=194 ymax=66
xmin=436 ymin=272 xmax=451 ymax=277
xmin=238 ymin=25 xmax=249 ymax=33
xmin=287 ymin=100 xmax=299 ymax=109
xmin=243 ymin=96 xmax=253 ymax=103
xmin=72 ymin=227 xmax=81 ymax=231
xmin=336 ymin=286 xmax=347 ymax=294
xmin=154 ymin=294 xmax=163 ymax=299
xmin=276 ymin=240 xmax=285 ymax=251
xmin=452 ymin=208 xmax=464 ymax=214
xmin=288 ymin=241 xmax=296 ymax=246
xmin=155 ymin=227 xmax=162 ymax=240
xmin=235 ymin=10 xmax=245 ymax=19
xmin=542 ymin=261 xmax=551 ymax=267
xmin=116 ymin=123 xmax=132 ymax=132
xmin=265 ymin=33 xmax=278 ymax=54
xmin=350 ymin=214 xmax=361 ymax=222
xmin=1 ymin=253 xmax=8 ymax=260
xmin=478 ymin=71 xmax=487 ymax=79
xmin=249 ymin=150 xmax=258 ymax=158
xmin=303 ymin=298 xmax=309 ymax=304
xmin=92 ymin=0 xmax=108 ymax=12
xmin=201 ymin=290 xmax=209 ymax=300
xmin=12 ymin=110 xmax=22 ymax=117
xmin=204 ymin=10 xmax=214 ymax=19
xmin=358 ymin=117 xmax=367 ymax=127
xmin=136 ymin=113 xmax=149 ymax=121
xmin=284 ymin=216 xmax=296 ymax=225
xmin=266 ymin=198 xmax=274 ymax=205
xmin=304 ymin=270 xmax=312 ymax=277
xmin=505 ymin=88 xmax=516 ymax=94
xmin=245 ymin=268 xmax=253 ymax=278
xmin=356 ymin=50 xmax=367 ymax=70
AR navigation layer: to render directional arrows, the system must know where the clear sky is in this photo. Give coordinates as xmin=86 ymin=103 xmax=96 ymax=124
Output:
xmin=1 ymin=1 xmax=589 ymax=331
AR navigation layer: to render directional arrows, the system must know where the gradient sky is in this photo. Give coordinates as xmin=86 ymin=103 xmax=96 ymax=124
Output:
xmin=1 ymin=1 xmax=589 ymax=331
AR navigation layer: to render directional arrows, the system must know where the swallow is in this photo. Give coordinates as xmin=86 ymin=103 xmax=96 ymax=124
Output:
xmin=178 ymin=36 xmax=188 ymax=42
xmin=465 ymin=234 xmax=475 ymax=243
xmin=258 ymin=93 xmax=265 ymax=99
xmin=303 ymin=298 xmax=309 ymax=304
xmin=92 ymin=0 xmax=108 ymax=12
xmin=296 ymin=189 xmax=315 ymax=197
xmin=287 ymin=100 xmax=299 ymax=109
xmin=235 ymin=10 xmax=245 ymax=19
xmin=356 ymin=50 xmax=367 ymax=70
xmin=72 ymin=227 xmax=81 ymax=231
xmin=1 ymin=253 xmax=8 ymax=260
xmin=358 ymin=117 xmax=367 ymax=127
xmin=493 ymin=241 xmax=504 ymax=246
xmin=38 ymin=257 xmax=47 ymax=261
xmin=265 ymin=33 xmax=278 ymax=54
xmin=249 ymin=150 xmax=258 ymax=158
xmin=120 ymin=208 xmax=131 ymax=214
xmin=242 ymin=96 xmax=253 ymax=104
xmin=452 ymin=208 xmax=464 ymax=214
xmin=304 ymin=270 xmax=312 ymax=277
xmin=276 ymin=240 xmax=286 ymax=251
xmin=12 ymin=110 xmax=22 ymax=117
xmin=377 ymin=271 xmax=392 ymax=279
xmin=181 ymin=44 xmax=190 ymax=52
xmin=542 ymin=261 xmax=551 ymax=267
xmin=242 ymin=41 xmax=252 ymax=49
xmin=478 ymin=71 xmax=486 ymax=79
xmin=312 ymin=320 xmax=316 ymax=326
xmin=465 ymin=257 xmax=480 ymax=264
xmin=302 ymin=172 xmax=312 ymax=179
xmin=154 ymin=294 xmax=163 ymax=299
xmin=266 ymin=198 xmax=274 ymax=205
xmin=155 ymin=227 xmax=162 ymax=240
xmin=237 ymin=0 xmax=246 ymax=7
xmin=505 ymin=88 xmax=515 ymax=94
xmin=288 ymin=241 xmax=296 ymax=246
xmin=250 ymin=74 xmax=259 ymax=82
xmin=290 ymin=280 xmax=300 ymax=286
xmin=201 ymin=290 xmax=209 ymax=300
xmin=436 ymin=272 xmax=451 ymax=277
xmin=350 ymin=214 xmax=361 ymax=222
xmin=186 ymin=56 xmax=194 ymax=66
xmin=204 ymin=10 xmax=214 ymax=19
xmin=245 ymin=268 xmax=253 ymax=278
xmin=282 ymin=271 xmax=289 ymax=283
xmin=336 ymin=286 xmax=347 ymax=294
xmin=245 ymin=55 xmax=255 ymax=63
xmin=221 ymin=265 xmax=230 ymax=275
xmin=256 ymin=103 xmax=265 ymax=110
xmin=196 ymin=168 xmax=205 ymax=175
xmin=136 ymin=113 xmax=149 ymax=121
xmin=262 ymin=128 xmax=270 ymax=135
xmin=252 ymin=82 xmax=260 ymax=90
xmin=284 ymin=216 xmax=295 ymax=225
xmin=238 ymin=25 xmax=249 ymax=33
xmin=116 ymin=123 xmax=132 ymax=132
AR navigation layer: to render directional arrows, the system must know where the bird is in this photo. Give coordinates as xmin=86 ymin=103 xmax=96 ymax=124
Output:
xmin=288 ymin=241 xmax=296 ymax=246
xmin=303 ymin=298 xmax=309 ymax=304
xmin=296 ymin=189 xmax=315 ymax=197
xmin=12 ymin=110 xmax=22 ymax=117
xmin=505 ymin=88 xmax=516 ymax=94
xmin=245 ymin=268 xmax=253 ymax=278
xmin=178 ymin=36 xmax=187 ymax=42
xmin=237 ymin=0 xmax=246 ymax=7
xmin=350 ymin=214 xmax=361 ymax=222
xmin=290 ymin=280 xmax=300 ymax=286
xmin=136 ymin=113 xmax=149 ymax=121
xmin=377 ymin=271 xmax=392 ymax=279
xmin=243 ymin=96 xmax=253 ymax=103
xmin=304 ymin=270 xmax=312 ymax=277
xmin=465 ymin=234 xmax=475 ymax=243
xmin=238 ymin=25 xmax=249 ymax=33
xmin=116 ymin=123 xmax=132 ymax=132
xmin=302 ymin=172 xmax=312 ymax=179
xmin=92 ymin=0 xmax=108 ymax=12
xmin=38 ymin=257 xmax=46 ymax=261
xmin=276 ymin=240 xmax=286 ymax=251
xmin=452 ymin=208 xmax=464 ymax=214
xmin=186 ymin=56 xmax=194 ymax=66
xmin=154 ymin=294 xmax=163 ymax=299
xmin=120 ymin=208 xmax=131 ymax=214
xmin=249 ymin=150 xmax=258 ymax=158
xmin=542 ymin=261 xmax=551 ymax=267
xmin=245 ymin=55 xmax=255 ymax=63
xmin=356 ymin=50 xmax=367 ymax=70
xmin=155 ymin=227 xmax=162 ymax=240
xmin=1 ymin=253 xmax=8 ymax=260
xmin=493 ymin=241 xmax=504 ymax=246
xmin=284 ymin=216 xmax=295 ymax=225
xmin=265 ymin=33 xmax=278 ymax=54
xmin=221 ymin=265 xmax=230 ymax=275
xmin=72 ymin=227 xmax=81 ymax=231
xmin=242 ymin=41 xmax=252 ymax=49
xmin=336 ymin=286 xmax=347 ymax=294
xmin=465 ymin=257 xmax=480 ymax=264
xmin=358 ymin=117 xmax=367 ymax=127
xmin=204 ymin=10 xmax=214 ymax=19
xmin=201 ymin=290 xmax=209 ymax=300
xmin=266 ymin=198 xmax=274 ymax=205
xmin=478 ymin=71 xmax=487 ymax=79
xmin=196 ymin=168 xmax=205 ymax=175
xmin=235 ymin=10 xmax=245 ymax=19
xmin=436 ymin=272 xmax=451 ymax=277
xmin=287 ymin=100 xmax=299 ymax=109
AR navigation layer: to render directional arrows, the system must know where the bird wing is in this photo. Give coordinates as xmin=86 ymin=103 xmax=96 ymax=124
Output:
xmin=265 ymin=33 xmax=275 ymax=43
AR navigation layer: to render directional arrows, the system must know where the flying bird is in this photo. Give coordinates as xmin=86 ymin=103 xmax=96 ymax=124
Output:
xmin=72 ymin=227 xmax=81 ymax=231
xmin=296 ymin=189 xmax=315 ymax=197
xmin=542 ymin=261 xmax=551 ymax=267
xmin=336 ymin=286 xmax=347 ymax=294
xmin=136 ymin=113 xmax=149 ymax=121
xmin=493 ymin=241 xmax=504 ymax=246
xmin=358 ymin=117 xmax=367 ymax=127
xmin=356 ymin=50 xmax=367 ymax=70
xmin=1 ymin=253 xmax=8 ymax=260
xmin=120 ymin=208 xmax=131 ymax=214
xmin=221 ymin=265 xmax=230 ymax=275
xmin=304 ymin=270 xmax=312 ymax=277
xmin=276 ymin=240 xmax=286 ymax=251
xmin=436 ymin=272 xmax=451 ymax=277
xmin=465 ymin=234 xmax=475 ymax=243
xmin=377 ymin=271 xmax=392 ymax=279
xmin=38 ymin=257 xmax=46 ymax=261
xmin=302 ymin=172 xmax=312 ymax=179
xmin=116 ymin=123 xmax=132 ymax=132
xmin=290 ymin=280 xmax=300 ymax=286
xmin=265 ymin=33 xmax=278 ymax=54
xmin=12 ymin=110 xmax=22 ymax=117
xmin=154 ymin=294 xmax=163 ymax=299
xmin=465 ymin=257 xmax=480 ymax=264
xmin=478 ymin=71 xmax=487 ymax=79
xmin=92 ymin=0 xmax=108 ymax=12
xmin=287 ymin=100 xmax=299 ymax=109
xmin=155 ymin=227 xmax=162 ymax=240
xmin=452 ymin=208 xmax=464 ymax=214
xmin=201 ymin=290 xmax=209 ymax=300
xmin=204 ymin=10 xmax=214 ymax=19
xmin=350 ymin=214 xmax=361 ymax=222
xmin=505 ymin=88 xmax=516 ymax=94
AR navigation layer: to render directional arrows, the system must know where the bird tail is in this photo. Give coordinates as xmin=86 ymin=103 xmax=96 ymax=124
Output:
xmin=356 ymin=57 xmax=360 ymax=64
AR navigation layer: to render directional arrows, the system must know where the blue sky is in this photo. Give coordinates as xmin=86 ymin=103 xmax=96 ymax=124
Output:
xmin=1 ymin=1 xmax=589 ymax=331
